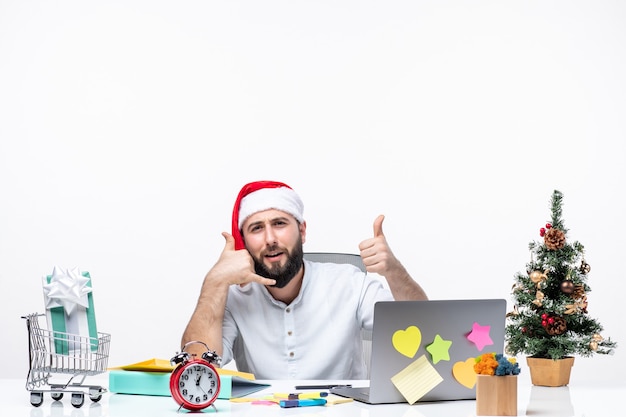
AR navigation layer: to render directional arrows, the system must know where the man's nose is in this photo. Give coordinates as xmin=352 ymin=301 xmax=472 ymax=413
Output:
xmin=264 ymin=227 xmax=277 ymax=245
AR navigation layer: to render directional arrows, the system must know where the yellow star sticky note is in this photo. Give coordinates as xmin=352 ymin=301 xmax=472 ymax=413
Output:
xmin=390 ymin=355 xmax=444 ymax=404
xmin=425 ymin=334 xmax=452 ymax=364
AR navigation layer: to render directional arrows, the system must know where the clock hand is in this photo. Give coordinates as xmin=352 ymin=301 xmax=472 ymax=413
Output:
xmin=196 ymin=376 xmax=210 ymax=396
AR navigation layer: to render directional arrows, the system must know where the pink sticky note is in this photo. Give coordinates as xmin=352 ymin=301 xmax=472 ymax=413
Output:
xmin=252 ymin=400 xmax=278 ymax=406
xmin=466 ymin=322 xmax=493 ymax=351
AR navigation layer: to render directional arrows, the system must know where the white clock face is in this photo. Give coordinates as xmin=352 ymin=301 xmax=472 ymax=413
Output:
xmin=177 ymin=363 xmax=218 ymax=406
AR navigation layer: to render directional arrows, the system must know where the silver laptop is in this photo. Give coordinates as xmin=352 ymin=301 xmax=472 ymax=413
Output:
xmin=331 ymin=299 xmax=506 ymax=404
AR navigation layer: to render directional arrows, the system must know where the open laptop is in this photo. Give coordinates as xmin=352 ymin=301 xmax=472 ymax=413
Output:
xmin=331 ymin=299 xmax=506 ymax=404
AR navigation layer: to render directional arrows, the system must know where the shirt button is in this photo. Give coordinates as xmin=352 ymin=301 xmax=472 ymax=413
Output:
xmin=287 ymin=331 xmax=293 ymax=336
xmin=289 ymin=352 xmax=294 ymax=357
xmin=286 ymin=307 xmax=291 ymax=313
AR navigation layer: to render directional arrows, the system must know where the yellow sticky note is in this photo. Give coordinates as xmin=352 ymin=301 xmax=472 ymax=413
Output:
xmin=392 ymin=326 xmax=422 ymax=358
xmin=324 ymin=394 xmax=354 ymax=405
xmin=390 ymin=354 xmax=443 ymax=404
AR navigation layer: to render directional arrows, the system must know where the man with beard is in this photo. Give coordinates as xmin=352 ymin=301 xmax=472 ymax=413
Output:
xmin=181 ymin=181 xmax=428 ymax=379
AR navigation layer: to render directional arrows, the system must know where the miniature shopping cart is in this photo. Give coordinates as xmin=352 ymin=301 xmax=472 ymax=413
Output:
xmin=22 ymin=313 xmax=111 ymax=408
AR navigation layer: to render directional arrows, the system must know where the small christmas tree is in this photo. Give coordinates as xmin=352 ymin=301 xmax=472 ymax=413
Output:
xmin=505 ymin=190 xmax=616 ymax=360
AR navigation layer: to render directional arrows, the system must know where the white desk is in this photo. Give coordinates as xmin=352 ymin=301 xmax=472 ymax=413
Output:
xmin=1 ymin=374 xmax=623 ymax=417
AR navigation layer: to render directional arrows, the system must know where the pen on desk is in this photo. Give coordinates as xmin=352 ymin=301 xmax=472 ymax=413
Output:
xmin=294 ymin=384 xmax=352 ymax=390
xmin=274 ymin=392 xmax=329 ymax=400
xmin=279 ymin=398 xmax=327 ymax=408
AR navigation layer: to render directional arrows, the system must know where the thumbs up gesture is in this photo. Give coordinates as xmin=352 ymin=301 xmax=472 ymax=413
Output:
xmin=358 ymin=215 xmax=401 ymax=276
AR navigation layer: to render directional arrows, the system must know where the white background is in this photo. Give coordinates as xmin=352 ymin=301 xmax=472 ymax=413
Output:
xmin=1 ymin=0 xmax=624 ymax=383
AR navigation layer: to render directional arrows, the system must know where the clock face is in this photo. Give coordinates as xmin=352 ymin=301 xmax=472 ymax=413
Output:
xmin=171 ymin=361 xmax=220 ymax=410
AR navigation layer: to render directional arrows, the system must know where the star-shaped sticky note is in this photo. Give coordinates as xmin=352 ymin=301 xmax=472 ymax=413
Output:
xmin=466 ymin=322 xmax=493 ymax=351
xmin=425 ymin=334 xmax=452 ymax=364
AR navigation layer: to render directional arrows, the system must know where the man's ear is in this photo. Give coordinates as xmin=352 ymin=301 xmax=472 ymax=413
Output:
xmin=299 ymin=221 xmax=307 ymax=244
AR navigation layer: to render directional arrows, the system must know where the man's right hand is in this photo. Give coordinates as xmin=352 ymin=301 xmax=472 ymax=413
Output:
xmin=182 ymin=232 xmax=275 ymax=358
xmin=209 ymin=232 xmax=276 ymax=287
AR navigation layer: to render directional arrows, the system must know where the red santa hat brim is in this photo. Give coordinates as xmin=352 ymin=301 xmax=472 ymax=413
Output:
xmin=231 ymin=181 xmax=304 ymax=250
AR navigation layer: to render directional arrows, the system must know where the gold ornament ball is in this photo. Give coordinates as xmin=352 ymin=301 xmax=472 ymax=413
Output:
xmin=530 ymin=270 xmax=547 ymax=286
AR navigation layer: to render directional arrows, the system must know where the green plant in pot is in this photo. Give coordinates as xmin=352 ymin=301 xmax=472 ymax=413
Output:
xmin=505 ymin=190 xmax=616 ymax=386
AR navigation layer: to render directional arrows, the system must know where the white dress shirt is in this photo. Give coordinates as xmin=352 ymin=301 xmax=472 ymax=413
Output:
xmin=220 ymin=259 xmax=394 ymax=379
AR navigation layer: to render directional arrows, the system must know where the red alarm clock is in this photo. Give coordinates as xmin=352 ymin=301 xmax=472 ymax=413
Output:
xmin=170 ymin=341 xmax=222 ymax=411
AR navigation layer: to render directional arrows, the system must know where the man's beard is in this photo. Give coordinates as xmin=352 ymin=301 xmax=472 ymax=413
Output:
xmin=253 ymin=238 xmax=304 ymax=288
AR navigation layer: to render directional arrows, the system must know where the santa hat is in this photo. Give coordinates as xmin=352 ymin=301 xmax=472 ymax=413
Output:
xmin=231 ymin=181 xmax=304 ymax=250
